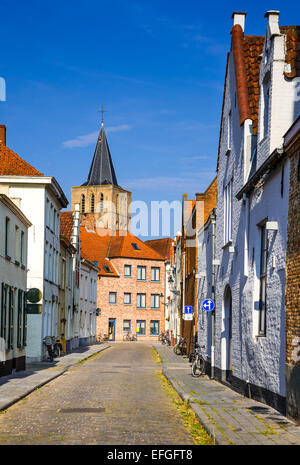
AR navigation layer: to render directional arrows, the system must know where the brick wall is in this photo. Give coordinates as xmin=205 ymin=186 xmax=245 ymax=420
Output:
xmin=96 ymin=257 xmax=165 ymax=341
xmin=286 ymin=139 xmax=300 ymax=364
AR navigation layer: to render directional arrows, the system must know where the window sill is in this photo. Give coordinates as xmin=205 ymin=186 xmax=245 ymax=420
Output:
xmin=5 ymin=255 xmax=11 ymax=262
xmin=137 ymin=307 xmax=146 ymax=310
xmin=222 ymin=240 xmax=232 ymax=250
xmin=124 ymin=303 xmax=132 ymax=306
xmin=255 ymin=333 xmax=266 ymax=338
xmin=14 ymin=260 xmax=20 ymax=267
xmin=137 ymin=279 xmax=146 ymax=282
xmin=124 ymin=275 xmax=132 ymax=278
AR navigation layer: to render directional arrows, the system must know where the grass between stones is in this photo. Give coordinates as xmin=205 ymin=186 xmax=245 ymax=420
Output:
xmin=151 ymin=348 xmax=214 ymax=445
xmin=156 ymin=371 xmax=214 ymax=445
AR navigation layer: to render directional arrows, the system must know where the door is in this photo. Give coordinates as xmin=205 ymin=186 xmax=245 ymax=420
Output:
xmin=224 ymin=286 xmax=232 ymax=382
xmin=108 ymin=319 xmax=115 ymax=341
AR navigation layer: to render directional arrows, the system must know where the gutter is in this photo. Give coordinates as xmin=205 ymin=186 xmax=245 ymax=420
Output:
xmin=236 ymin=148 xmax=286 ymax=200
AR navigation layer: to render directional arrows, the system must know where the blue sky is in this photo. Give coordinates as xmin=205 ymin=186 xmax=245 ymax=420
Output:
xmin=0 ymin=0 xmax=298 ymax=239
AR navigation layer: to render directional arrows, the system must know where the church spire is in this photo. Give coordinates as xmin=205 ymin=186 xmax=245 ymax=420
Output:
xmin=82 ymin=123 xmax=118 ymax=187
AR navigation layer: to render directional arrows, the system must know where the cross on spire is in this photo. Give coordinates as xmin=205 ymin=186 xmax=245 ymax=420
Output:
xmin=99 ymin=104 xmax=107 ymax=125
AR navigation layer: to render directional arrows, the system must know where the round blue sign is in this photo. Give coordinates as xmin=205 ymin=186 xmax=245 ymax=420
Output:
xmin=202 ymin=299 xmax=215 ymax=312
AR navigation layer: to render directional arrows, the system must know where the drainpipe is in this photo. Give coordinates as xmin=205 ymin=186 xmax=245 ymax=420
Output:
xmin=211 ymin=211 xmax=216 ymax=379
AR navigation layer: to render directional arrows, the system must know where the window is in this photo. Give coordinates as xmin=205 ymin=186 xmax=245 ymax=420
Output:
xmin=261 ymin=72 xmax=270 ymax=140
xmin=150 ymin=320 xmax=160 ymax=336
xmin=91 ymin=194 xmax=95 ymax=213
xmin=136 ymin=320 xmax=146 ymax=335
xmin=15 ymin=226 xmax=20 ymax=263
xmin=103 ymin=265 xmax=113 ymax=273
xmin=5 ymin=217 xmax=10 ymax=257
xmin=137 ymin=293 xmax=146 ymax=308
xmin=81 ymin=194 xmax=85 ymax=213
xmin=20 ymin=231 xmax=25 ymax=265
xmin=124 ymin=293 xmax=131 ymax=305
xmin=137 ymin=266 xmax=146 ymax=281
xmin=224 ymin=179 xmax=233 ymax=244
xmin=109 ymin=292 xmax=117 ymax=304
xmin=100 ymin=193 xmax=104 ymax=212
xmin=124 ymin=265 xmax=132 ymax=277
xmin=123 ymin=320 xmax=131 ymax=333
xmin=131 ymin=242 xmax=141 ymax=250
xmin=1 ymin=284 xmax=7 ymax=341
xmin=258 ymin=224 xmax=268 ymax=335
xmin=151 ymin=267 xmax=160 ymax=281
xmin=151 ymin=294 xmax=160 ymax=309
xmin=227 ymin=110 xmax=232 ymax=151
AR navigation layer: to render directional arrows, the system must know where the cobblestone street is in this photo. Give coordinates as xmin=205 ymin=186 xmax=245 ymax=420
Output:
xmin=0 ymin=343 xmax=196 ymax=445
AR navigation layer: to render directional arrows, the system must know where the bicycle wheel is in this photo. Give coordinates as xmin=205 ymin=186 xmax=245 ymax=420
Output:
xmin=123 ymin=334 xmax=128 ymax=341
xmin=174 ymin=345 xmax=181 ymax=355
xmin=192 ymin=357 xmax=205 ymax=377
xmin=54 ymin=345 xmax=61 ymax=358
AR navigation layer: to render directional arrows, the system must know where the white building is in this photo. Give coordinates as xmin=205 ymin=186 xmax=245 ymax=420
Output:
xmin=79 ymin=257 xmax=98 ymax=346
xmin=197 ymin=209 xmax=216 ymax=376
xmin=0 ymin=133 xmax=68 ymax=362
xmin=214 ymin=11 xmax=300 ymax=413
xmin=0 ymin=194 xmax=31 ymax=376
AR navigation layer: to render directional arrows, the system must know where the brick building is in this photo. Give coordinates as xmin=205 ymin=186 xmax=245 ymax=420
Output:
xmin=180 ymin=177 xmax=217 ymax=355
xmin=70 ymin=121 xmax=168 ymax=341
xmin=80 ymin=227 xmax=165 ymax=341
xmin=284 ymin=116 xmax=300 ymax=423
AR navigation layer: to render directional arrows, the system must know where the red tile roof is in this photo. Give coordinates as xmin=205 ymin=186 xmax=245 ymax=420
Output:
xmin=80 ymin=226 xmax=165 ymax=277
xmin=281 ymin=26 xmax=300 ymax=78
xmin=144 ymin=238 xmax=173 ymax=261
xmin=0 ymin=143 xmax=43 ymax=176
xmin=60 ymin=211 xmax=74 ymax=241
xmin=217 ymin=27 xmax=264 ymax=170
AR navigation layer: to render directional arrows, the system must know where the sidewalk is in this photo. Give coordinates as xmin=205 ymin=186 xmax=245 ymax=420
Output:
xmin=0 ymin=343 xmax=110 ymax=412
xmin=153 ymin=343 xmax=300 ymax=445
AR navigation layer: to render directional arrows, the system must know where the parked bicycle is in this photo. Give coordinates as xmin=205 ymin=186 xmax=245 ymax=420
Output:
xmin=123 ymin=332 xmax=137 ymax=341
xmin=161 ymin=330 xmax=171 ymax=346
xmin=43 ymin=336 xmax=62 ymax=362
xmin=98 ymin=332 xmax=109 ymax=342
xmin=173 ymin=337 xmax=187 ymax=355
xmin=191 ymin=344 xmax=206 ymax=377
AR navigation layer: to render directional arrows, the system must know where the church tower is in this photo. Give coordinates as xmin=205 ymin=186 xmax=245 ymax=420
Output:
xmin=71 ymin=122 xmax=131 ymax=231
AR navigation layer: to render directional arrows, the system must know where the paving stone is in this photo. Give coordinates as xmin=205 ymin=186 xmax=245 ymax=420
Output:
xmin=0 ymin=343 xmax=194 ymax=445
xmin=153 ymin=343 xmax=300 ymax=446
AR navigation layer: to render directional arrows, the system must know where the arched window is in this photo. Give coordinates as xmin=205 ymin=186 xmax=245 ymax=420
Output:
xmin=81 ymin=194 xmax=85 ymax=213
xmin=91 ymin=194 xmax=95 ymax=213
xmin=100 ymin=193 xmax=104 ymax=212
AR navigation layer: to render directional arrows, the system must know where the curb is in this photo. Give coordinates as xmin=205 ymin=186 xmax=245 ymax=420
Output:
xmin=153 ymin=345 xmax=227 ymax=445
xmin=0 ymin=344 xmax=111 ymax=413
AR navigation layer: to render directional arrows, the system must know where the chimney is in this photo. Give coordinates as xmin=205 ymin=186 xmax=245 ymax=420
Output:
xmin=232 ymin=11 xmax=247 ymax=32
xmin=264 ymin=10 xmax=280 ymax=36
xmin=0 ymin=125 xmax=6 ymax=145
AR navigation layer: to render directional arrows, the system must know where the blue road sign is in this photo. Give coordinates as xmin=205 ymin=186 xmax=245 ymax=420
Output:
xmin=184 ymin=305 xmax=193 ymax=314
xmin=202 ymin=299 xmax=215 ymax=312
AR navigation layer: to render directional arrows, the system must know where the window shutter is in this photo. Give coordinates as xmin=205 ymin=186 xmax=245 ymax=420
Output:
xmin=8 ymin=288 xmax=14 ymax=349
xmin=17 ymin=290 xmax=22 ymax=348
xmin=0 ymin=283 xmax=4 ymax=339
xmin=23 ymin=291 xmax=27 ymax=346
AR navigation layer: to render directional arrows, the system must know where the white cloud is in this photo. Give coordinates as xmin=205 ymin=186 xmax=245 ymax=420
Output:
xmin=63 ymin=125 xmax=132 ymax=148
